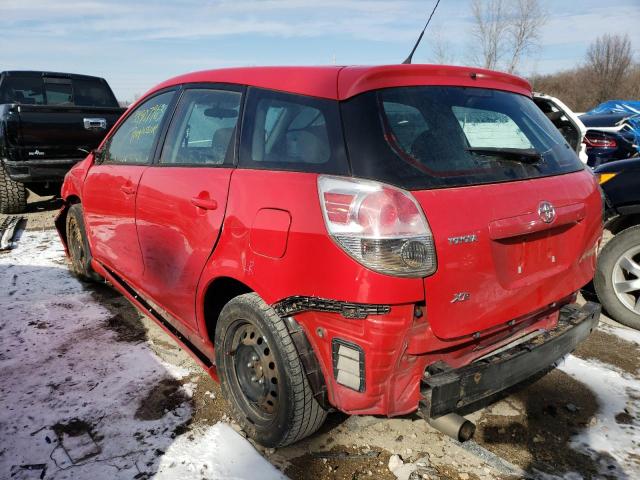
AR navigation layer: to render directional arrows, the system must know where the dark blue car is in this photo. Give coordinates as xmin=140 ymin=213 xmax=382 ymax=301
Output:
xmin=594 ymin=156 xmax=640 ymax=329
xmin=580 ymin=113 xmax=638 ymax=167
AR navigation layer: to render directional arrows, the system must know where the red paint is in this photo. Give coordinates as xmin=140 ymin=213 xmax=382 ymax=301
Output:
xmin=82 ymin=164 xmax=147 ymax=281
xmin=57 ymin=65 xmax=602 ymax=419
xmin=135 ymin=167 xmax=233 ymax=332
xmin=250 ymin=208 xmax=292 ymax=259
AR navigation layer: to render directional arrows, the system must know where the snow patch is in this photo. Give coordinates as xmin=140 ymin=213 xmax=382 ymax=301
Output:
xmin=154 ymin=423 xmax=287 ymax=480
xmin=0 ymin=230 xmax=286 ymax=479
xmin=558 ymin=355 xmax=640 ymax=476
xmin=599 ymin=321 xmax=640 ymax=346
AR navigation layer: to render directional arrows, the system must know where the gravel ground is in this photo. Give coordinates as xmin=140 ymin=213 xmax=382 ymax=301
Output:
xmin=0 ymin=192 xmax=61 ymax=232
xmin=1 ymin=201 xmax=639 ymax=480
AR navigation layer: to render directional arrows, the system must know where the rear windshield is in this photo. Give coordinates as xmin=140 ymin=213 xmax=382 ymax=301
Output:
xmin=341 ymin=86 xmax=584 ymax=190
xmin=0 ymin=74 xmax=118 ymax=107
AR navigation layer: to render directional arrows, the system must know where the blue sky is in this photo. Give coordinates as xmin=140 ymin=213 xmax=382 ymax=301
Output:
xmin=2 ymin=0 xmax=639 ymax=102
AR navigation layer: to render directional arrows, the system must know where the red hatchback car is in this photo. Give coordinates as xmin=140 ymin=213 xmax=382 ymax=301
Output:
xmin=56 ymin=65 xmax=602 ymax=447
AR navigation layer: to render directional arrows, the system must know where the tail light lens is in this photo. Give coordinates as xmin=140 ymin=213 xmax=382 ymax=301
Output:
xmin=584 ymin=134 xmax=617 ymax=149
xmin=318 ymin=175 xmax=436 ymax=277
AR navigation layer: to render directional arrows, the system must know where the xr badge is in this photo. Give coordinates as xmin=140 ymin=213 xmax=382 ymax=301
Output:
xmin=451 ymin=292 xmax=470 ymax=303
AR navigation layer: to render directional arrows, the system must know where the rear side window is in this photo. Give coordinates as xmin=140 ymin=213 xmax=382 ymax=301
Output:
xmin=102 ymin=91 xmax=174 ymax=165
xmin=341 ymin=86 xmax=584 ymax=190
xmin=239 ymin=88 xmax=348 ymax=174
xmin=160 ymin=88 xmax=241 ymax=165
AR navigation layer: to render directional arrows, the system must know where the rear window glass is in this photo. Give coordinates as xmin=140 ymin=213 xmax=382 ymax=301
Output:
xmin=0 ymin=76 xmax=45 ymax=105
xmin=73 ymin=78 xmax=118 ymax=107
xmin=239 ymin=88 xmax=348 ymax=175
xmin=44 ymin=78 xmax=73 ymax=105
xmin=341 ymin=86 xmax=584 ymax=190
xmin=0 ymin=74 xmax=118 ymax=107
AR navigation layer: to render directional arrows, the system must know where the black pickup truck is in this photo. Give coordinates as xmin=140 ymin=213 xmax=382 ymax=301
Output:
xmin=0 ymin=71 xmax=125 ymax=213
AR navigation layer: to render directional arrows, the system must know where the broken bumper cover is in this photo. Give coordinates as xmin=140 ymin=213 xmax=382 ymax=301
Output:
xmin=421 ymin=302 xmax=601 ymax=419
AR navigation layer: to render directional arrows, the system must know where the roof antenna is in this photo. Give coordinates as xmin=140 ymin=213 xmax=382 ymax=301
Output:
xmin=402 ymin=0 xmax=442 ymax=64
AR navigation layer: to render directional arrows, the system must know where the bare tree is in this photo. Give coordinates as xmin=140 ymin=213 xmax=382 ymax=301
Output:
xmin=507 ymin=0 xmax=546 ymax=73
xmin=470 ymin=0 xmax=546 ymax=73
xmin=587 ymin=34 xmax=634 ymax=103
xmin=429 ymin=27 xmax=456 ymax=64
xmin=471 ymin=0 xmax=508 ymax=70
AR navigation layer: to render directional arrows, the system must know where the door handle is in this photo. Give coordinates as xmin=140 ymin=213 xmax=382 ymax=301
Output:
xmin=191 ymin=196 xmax=218 ymax=210
xmin=120 ymin=185 xmax=136 ymax=195
xmin=84 ymin=118 xmax=107 ymax=131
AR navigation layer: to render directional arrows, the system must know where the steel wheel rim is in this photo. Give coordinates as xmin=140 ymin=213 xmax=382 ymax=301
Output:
xmin=228 ymin=321 xmax=280 ymax=420
xmin=612 ymin=244 xmax=640 ymax=315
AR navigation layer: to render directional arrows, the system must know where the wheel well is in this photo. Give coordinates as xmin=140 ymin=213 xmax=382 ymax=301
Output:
xmin=55 ymin=196 xmax=81 ymax=249
xmin=203 ymin=277 xmax=252 ymax=342
xmin=606 ymin=213 xmax=640 ymax=235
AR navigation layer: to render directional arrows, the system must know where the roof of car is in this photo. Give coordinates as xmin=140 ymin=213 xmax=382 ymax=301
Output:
xmin=149 ymin=65 xmax=532 ymax=101
xmin=1 ymin=70 xmax=107 ymax=81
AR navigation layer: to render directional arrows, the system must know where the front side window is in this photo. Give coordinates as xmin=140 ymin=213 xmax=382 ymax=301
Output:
xmin=239 ymin=88 xmax=348 ymax=174
xmin=160 ymin=89 xmax=241 ymax=165
xmin=102 ymin=91 xmax=174 ymax=165
xmin=342 ymin=86 xmax=583 ymax=190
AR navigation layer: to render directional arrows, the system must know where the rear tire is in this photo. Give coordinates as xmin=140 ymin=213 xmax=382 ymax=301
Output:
xmin=0 ymin=167 xmax=27 ymax=214
xmin=215 ymin=293 xmax=327 ymax=447
xmin=65 ymin=204 xmax=100 ymax=282
xmin=594 ymin=225 xmax=640 ymax=330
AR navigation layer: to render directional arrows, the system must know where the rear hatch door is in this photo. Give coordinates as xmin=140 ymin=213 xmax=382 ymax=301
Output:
xmin=413 ymin=169 xmax=601 ymax=339
xmin=341 ymin=83 xmax=603 ymax=340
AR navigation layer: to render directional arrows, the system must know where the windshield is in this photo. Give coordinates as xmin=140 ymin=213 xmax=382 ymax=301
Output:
xmin=341 ymin=86 xmax=583 ymax=190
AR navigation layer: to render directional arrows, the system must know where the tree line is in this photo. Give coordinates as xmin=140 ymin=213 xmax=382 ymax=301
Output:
xmin=445 ymin=0 xmax=638 ymax=112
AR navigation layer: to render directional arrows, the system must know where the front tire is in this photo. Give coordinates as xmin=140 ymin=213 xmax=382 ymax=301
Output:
xmin=215 ymin=293 xmax=327 ymax=447
xmin=594 ymin=225 xmax=640 ymax=330
xmin=65 ymin=204 xmax=100 ymax=281
xmin=0 ymin=167 xmax=27 ymax=214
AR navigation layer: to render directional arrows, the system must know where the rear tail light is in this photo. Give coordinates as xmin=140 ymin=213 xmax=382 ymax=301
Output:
xmin=318 ymin=175 xmax=436 ymax=277
xmin=583 ymin=134 xmax=617 ymax=149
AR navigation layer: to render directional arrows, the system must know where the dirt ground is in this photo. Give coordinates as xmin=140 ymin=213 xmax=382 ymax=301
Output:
xmin=2 ymin=196 xmax=639 ymax=480
xmin=0 ymin=191 xmax=62 ymax=231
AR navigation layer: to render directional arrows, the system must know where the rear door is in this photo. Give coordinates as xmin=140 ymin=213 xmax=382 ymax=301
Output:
xmin=83 ymin=90 xmax=176 ymax=283
xmin=135 ymin=86 xmax=243 ymax=332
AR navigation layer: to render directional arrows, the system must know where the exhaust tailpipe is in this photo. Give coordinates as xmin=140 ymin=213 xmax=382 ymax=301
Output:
xmin=427 ymin=413 xmax=476 ymax=442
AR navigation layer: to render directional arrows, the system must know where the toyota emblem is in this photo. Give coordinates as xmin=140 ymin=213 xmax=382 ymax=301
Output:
xmin=538 ymin=201 xmax=556 ymax=223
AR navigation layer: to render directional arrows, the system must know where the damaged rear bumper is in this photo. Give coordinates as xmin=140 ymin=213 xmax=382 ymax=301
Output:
xmin=420 ymin=302 xmax=601 ymax=419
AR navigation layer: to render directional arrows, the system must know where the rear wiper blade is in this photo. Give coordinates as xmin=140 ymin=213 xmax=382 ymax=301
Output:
xmin=465 ymin=147 xmax=543 ymax=164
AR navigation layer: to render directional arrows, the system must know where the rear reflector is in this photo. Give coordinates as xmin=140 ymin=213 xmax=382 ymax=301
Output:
xmin=332 ymin=339 xmax=365 ymax=392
